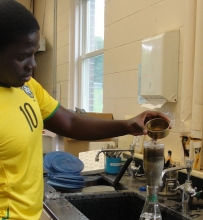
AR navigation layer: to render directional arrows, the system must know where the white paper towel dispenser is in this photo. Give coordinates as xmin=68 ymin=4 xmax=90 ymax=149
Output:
xmin=140 ymin=30 xmax=179 ymax=102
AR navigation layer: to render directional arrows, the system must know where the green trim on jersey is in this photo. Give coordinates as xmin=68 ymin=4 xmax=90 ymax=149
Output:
xmin=2 ymin=208 xmax=9 ymax=219
xmin=43 ymin=103 xmax=60 ymax=122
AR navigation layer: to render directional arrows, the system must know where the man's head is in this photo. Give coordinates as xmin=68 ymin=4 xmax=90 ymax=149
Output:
xmin=0 ymin=0 xmax=40 ymax=87
xmin=0 ymin=0 xmax=40 ymax=51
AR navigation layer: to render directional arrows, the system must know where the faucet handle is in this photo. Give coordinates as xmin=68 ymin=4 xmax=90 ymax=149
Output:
xmin=127 ymin=161 xmax=140 ymax=178
xmin=187 ymin=185 xmax=197 ymax=197
xmin=193 ymin=190 xmax=203 ymax=198
xmin=172 ymin=181 xmax=184 ymax=192
xmin=184 ymin=180 xmax=197 ymax=197
xmin=185 ymin=159 xmax=194 ymax=168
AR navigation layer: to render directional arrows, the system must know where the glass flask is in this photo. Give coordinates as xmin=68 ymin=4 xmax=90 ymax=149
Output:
xmin=139 ymin=140 xmax=164 ymax=220
xmin=139 ymin=186 xmax=162 ymax=220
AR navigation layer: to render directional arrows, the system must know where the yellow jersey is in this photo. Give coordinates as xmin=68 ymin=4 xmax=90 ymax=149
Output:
xmin=0 ymin=78 xmax=59 ymax=220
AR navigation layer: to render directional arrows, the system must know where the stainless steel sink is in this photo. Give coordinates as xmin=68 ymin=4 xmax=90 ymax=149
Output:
xmin=65 ymin=191 xmax=180 ymax=220
xmin=47 ymin=175 xmax=127 ymax=193
xmin=65 ymin=191 xmax=143 ymax=220
xmin=45 ymin=176 xmax=186 ymax=220
xmin=86 ymin=176 xmax=128 ymax=190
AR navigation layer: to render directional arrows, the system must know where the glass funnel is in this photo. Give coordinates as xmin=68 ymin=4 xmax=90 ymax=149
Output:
xmin=139 ymin=140 xmax=164 ymax=220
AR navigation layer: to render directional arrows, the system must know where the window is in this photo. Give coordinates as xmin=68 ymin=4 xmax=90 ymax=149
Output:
xmin=69 ymin=0 xmax=104 ymax=112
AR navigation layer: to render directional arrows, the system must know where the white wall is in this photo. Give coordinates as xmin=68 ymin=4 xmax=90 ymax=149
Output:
xmin=20 ymin=0 xmax=203 ymax=173
xmin=103 ymin=0 xmax=185 ymax=163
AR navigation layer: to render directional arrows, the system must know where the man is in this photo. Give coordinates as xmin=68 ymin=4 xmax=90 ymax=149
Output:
xmin=0 ymin=0 xmax=169 ymax=219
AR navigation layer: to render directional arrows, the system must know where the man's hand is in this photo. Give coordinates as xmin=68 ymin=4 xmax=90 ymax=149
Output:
xmin=127 ymin=111 xmax=170 ymax=136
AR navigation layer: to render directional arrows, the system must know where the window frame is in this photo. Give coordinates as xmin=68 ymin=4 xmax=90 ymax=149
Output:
xmin=69 ymin=0 xmax=104 ymax=111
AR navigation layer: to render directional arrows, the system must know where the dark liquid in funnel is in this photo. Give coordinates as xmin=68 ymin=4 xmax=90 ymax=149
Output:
xmin=144 ymin=147 xmax=164 ymax=186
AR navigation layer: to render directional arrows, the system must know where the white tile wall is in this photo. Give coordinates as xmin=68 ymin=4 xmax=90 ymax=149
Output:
xmin=32 ymin=0 xmax=203 ymax=169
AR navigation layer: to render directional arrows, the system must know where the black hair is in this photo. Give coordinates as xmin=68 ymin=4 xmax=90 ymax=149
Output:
xmin=0 ymin=0 xmax=40 ymax=51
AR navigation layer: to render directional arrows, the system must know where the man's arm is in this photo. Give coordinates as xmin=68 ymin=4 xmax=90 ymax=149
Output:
xmin=44 ymin=105 xmax=170 ymax=140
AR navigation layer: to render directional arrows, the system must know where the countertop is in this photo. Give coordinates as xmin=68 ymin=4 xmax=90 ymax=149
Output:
xmin=43 ymin=172 xmax=203 ymax=220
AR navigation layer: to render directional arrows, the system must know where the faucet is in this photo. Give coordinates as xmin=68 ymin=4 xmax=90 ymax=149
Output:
xmin=95 ymin=147 xmax=134 ymax=162
xmin=161 ymin=159 xmax=202 ymax=212
xmin=127 ymin=160 xmax=141 ymax=178
xmin=161 ymin=159 xmax=193 ymax=182
xmin=95 ymin=145 xmax=140 ymax=187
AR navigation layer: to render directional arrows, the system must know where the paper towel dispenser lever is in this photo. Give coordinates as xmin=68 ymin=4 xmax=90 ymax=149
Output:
xmin=140 ymin=30 xmax=179 ymax=102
